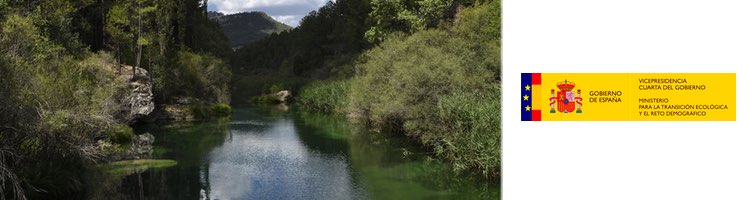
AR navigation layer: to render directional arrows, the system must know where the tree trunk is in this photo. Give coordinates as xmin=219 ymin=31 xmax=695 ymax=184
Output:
xmin=134 ymin=0 xmax=143 ymax=80
xmin=116 ymin=46 xmax=122 ymax=74
xmin=101 ymin=0 xmax=106 ymax=49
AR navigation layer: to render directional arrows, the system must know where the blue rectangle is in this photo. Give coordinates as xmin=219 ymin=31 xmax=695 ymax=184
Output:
xmin=521 ymin=73 xmax=532 ymax=121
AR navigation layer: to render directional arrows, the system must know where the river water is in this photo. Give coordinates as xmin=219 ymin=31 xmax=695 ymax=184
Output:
xmin=88 ymin=106 xmax=499 ymax=199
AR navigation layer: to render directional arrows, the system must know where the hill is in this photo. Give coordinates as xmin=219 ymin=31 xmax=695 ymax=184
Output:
xmin=209 ymin=11 xmax=292 ymax=49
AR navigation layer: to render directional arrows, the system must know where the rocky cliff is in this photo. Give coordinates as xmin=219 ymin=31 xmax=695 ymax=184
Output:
xmin=112 ymin=65 xmax=155 ymax=123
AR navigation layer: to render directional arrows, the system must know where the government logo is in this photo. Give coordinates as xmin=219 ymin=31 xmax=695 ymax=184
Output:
xmin=550 ymin=80 xmax=583 ymax=113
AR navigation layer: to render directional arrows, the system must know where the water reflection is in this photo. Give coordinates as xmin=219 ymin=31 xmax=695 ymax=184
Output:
xmin=207 ymin=117 xmax=365 ymax=199
xmin=295 ymin=111 xmax=500 ymax=200
xmin=88 ymin=106 xmax=499 ymax=199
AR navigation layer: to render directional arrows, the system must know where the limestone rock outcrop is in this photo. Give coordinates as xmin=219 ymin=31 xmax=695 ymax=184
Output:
xmin=113 ymin=65 xmax=155 ymax=123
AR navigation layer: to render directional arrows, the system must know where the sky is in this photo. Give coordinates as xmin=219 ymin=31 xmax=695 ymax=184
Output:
xmin=208 ymin=0 xmax=335 ymax=27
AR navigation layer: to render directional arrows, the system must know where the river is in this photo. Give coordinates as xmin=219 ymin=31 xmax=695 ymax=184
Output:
xmin=87 ymin=106 xmax=500 ymax=199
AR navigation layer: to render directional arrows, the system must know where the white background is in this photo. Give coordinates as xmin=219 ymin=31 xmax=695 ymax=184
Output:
xmin=502 ymin=0 xmax=750 ymax=199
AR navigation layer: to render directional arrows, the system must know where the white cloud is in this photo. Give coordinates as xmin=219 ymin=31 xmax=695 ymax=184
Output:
xmin=209 ymin=0 xmax=334 ymax=27
xmin=270 ymin=15 xmax=305 ymax=27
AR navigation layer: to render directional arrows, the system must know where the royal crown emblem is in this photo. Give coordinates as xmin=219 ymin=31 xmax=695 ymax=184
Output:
xmin=549 ymin=79 xmax=583 ymax=113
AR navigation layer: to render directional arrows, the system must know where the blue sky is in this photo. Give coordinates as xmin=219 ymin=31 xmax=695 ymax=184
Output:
xmin=208 ymin=0 xmax=334 ymax=27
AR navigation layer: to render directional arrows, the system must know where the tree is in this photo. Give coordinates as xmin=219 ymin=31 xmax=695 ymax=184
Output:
xmin=232 ymin=0 xmax=373 ymax=78
xmin=364 ymin=0 xmax=458 ymax=44
xmin=135 ymin=0 xmax=157 ymax=77
xmin=105 ymin=0 xmax=133 ymax=67
xmin=105 ymin=0 xmax=157 ymax=78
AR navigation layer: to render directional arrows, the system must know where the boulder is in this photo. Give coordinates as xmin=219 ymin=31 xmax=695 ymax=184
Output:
xmin=128 ymin=133 xmax=155 ymax=157
xmin=174 ymin=96 xmax=201 ymax=105
xmin=126 ymin=80 xmax=155 ymax=119
xmin=275 ymin=103 xmax=289 ymax=111
xmin=135 ymin=133 xmax=155 ymax=146
xmin=148 ymin=104 xmax=195 ymax=122
xmin=144 ymin=96 xmax=204 ymax=122
xmin=114 ymin=64 xmax=155 ymax=123
xmin=275 ymin=90 xmax=292 ymax=102
xmin=100 ymin=132 xmax=155 ymax=160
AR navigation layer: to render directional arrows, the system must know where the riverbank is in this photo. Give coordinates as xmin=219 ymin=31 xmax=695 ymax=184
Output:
xmin=292 ymin=1 xmax=502 ymax=180
xmin=296 ymin=79 xmax=501 ymax=180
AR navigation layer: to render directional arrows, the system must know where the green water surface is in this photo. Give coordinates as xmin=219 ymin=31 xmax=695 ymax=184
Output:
xmin=88 ymin=106 xmax=500 ymax=199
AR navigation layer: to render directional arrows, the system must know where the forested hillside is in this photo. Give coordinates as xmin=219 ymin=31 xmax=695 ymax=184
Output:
xmin=209 ymin=11 xmax=291 ymax=49
xmin=0 ymin=0 xmax=231 ymax=199
xmin=230 ymin=1 xmax=371 ymax=79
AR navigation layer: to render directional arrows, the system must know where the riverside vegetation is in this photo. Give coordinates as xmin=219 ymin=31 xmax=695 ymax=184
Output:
xmin=237 ymin=0 xmax=501 ymax=179
xmin=1 ymin=0 xmax=500 ymax=199
xmin=1 ymin=1 xmax=231 ymax=199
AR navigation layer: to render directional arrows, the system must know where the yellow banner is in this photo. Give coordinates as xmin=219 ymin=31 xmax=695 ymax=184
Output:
xmin=532 ymin=73 xmax=736 ymax=121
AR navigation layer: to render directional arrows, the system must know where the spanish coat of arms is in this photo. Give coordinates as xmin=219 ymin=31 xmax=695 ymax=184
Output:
xmin=549 ymin=80 xmax=583 ymax=113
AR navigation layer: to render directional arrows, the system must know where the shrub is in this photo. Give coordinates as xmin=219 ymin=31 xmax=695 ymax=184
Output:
xmin=351 ymin=28 xmax=496 ymax=130
xmin=191 ymin=104 xmax=211 ymax=120
xmin=108 ymin=124 xmax=134 ymax=145
xmin=191 ymin=103 xmax=232 ymax=120
xmin=249 ymin=94 xmax=282 ymax=105
xmin=166 ymin=50 xmax=232 ymax=104
xmin=350 ymin=1 xmax=501 ymax=178
xmin=211 ymin=103 xmax=232 ymax=116
xmin=1 ymin=15 xmax=128 ymax=198
xmin=269 ymin=84 xmax=287 ymax=94
xmin=297 ymin=79 xmax=351 ymax=114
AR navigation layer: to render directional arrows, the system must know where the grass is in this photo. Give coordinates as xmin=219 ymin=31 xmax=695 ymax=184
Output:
xmin=433 ymin=89 xmax=501 ymax=178
xmin=298 ymin=79 xmax=501 ymax=179
xmin=100 ymin=159 xmax=178 ymax=177
xmin=297 ymin=79 xmax=351 ymax=114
